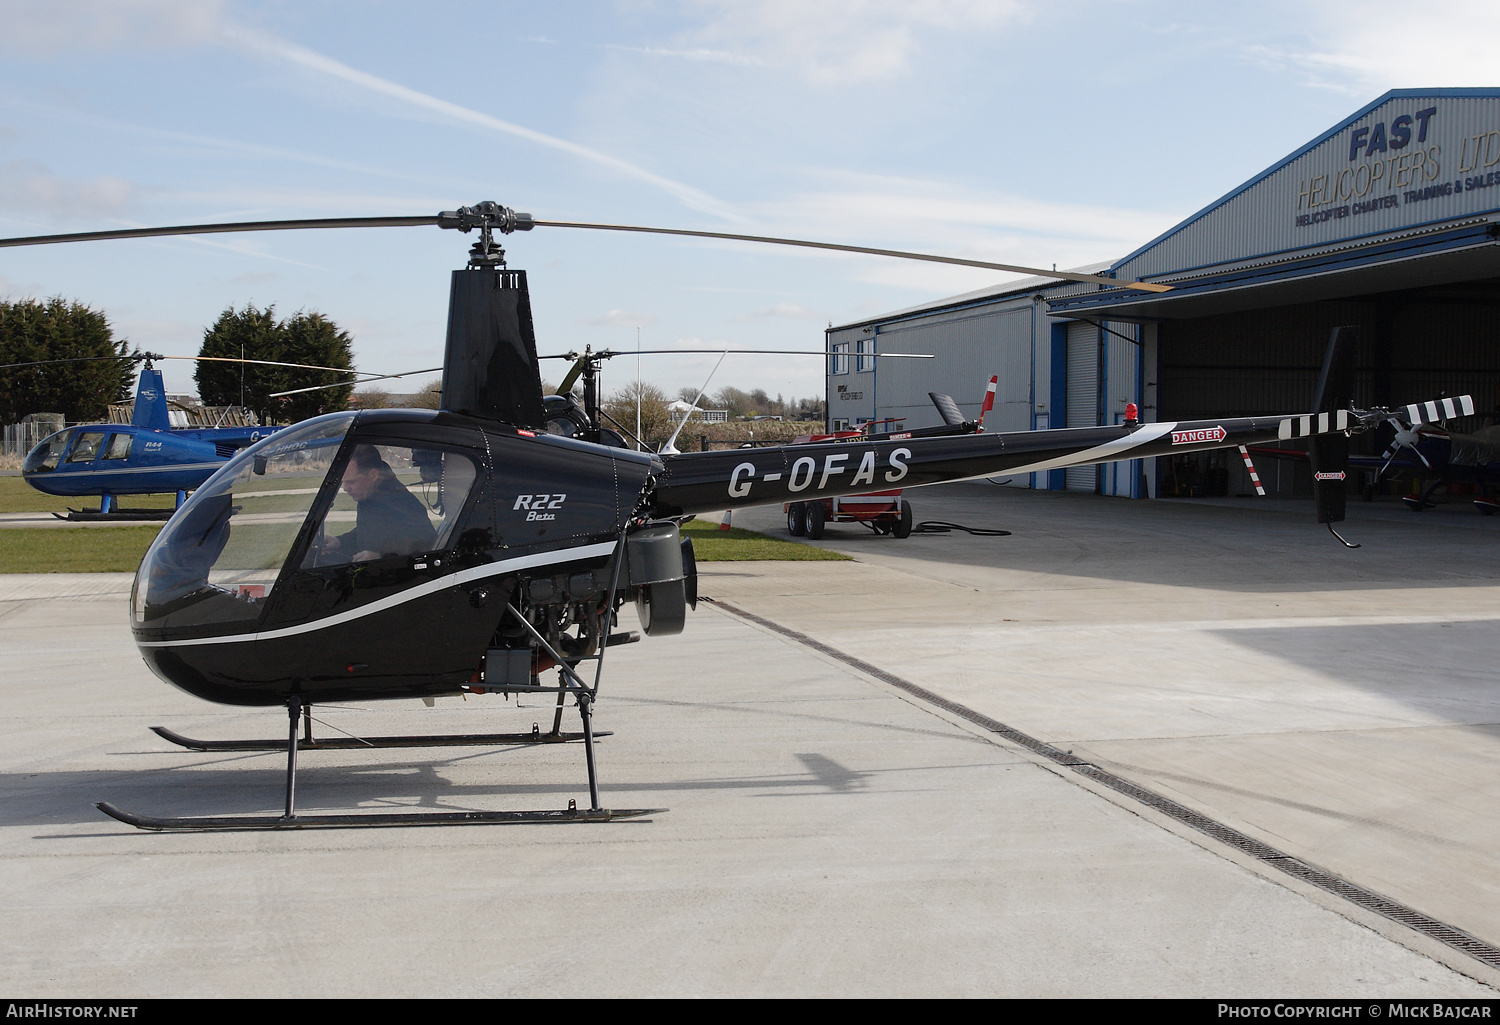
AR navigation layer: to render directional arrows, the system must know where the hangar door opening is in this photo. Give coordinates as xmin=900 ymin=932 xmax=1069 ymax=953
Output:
xmin=1156 ymin=283 xmax=1500 ymax=499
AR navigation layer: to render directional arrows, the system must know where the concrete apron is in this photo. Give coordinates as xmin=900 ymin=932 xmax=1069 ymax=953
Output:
xmin=727 ymin=482 xmax=1500 ymax=988
xmin=0 ymin=483 xmax=1494 ymax=997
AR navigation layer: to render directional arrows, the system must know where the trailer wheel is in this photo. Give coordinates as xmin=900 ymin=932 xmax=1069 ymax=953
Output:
xmin=892 ymin=500 xmax=913 ymax=538
xmin=806 ymin=501 xmax=826 ymax=539
xmin=787 ymin=503 xmax=807 ymax=536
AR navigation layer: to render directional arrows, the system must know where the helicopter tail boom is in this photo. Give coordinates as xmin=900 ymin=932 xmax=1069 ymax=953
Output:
xmin=651 ymin=413 xmax=1313 ymax=517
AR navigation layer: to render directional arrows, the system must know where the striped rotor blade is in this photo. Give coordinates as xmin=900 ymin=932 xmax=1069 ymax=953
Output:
xmin=1277 ymin=409 xmax=1352 ymax=440
xmin=1401 ymin=395 xmax=1475 ymax=426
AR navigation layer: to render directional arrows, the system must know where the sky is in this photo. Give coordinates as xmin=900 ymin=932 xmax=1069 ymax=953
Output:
xmin=2 ymin=0 xmax=1498 ymax=403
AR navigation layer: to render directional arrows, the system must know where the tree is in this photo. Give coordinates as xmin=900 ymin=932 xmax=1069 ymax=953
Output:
xmin=196 ymin=305 xmax=355 ymax=423
xmin=0 ymin=298 xmax=133 ymax=423
xmin=602 ymin=381 xmax=671 ymax=449
xmin=713 ymin=386 xmax=754 ymax=418
xmin=353 ymin=387 xmax=392 ymax=409
xmin=410 ymin=380 xmax=443 ymax=409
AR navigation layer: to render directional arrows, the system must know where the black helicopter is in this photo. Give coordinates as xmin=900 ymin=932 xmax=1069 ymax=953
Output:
xmin=1 ymin=203 xmax=1458 ymax=831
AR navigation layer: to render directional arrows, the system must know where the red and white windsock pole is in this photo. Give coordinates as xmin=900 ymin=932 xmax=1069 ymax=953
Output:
xmin=977 ymin=376 xmax=998 ymax=431
xmin=1237 ymin=446 xmax=1266 ymax=496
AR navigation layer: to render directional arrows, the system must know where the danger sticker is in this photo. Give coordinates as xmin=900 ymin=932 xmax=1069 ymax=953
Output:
xmin=1171 ymin=426 xmax=1226 ymax=445
xmin=1314 ymin=471 xmax=1347 ymax=481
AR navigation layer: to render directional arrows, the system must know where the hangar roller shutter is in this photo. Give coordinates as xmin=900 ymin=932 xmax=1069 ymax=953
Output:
xmin=1065 ymin=320 xmax=1098 ymax=492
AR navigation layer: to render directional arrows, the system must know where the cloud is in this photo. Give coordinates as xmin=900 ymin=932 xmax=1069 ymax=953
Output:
xmin=587 ymin=309 xmax=659 ymax=328
xmin=753 ymin=170 xmax=1171 ymax=249
xmin=0 ymin=0 xmax=226 ymax=55
xmin=1239 ymin=1 xmax=1500 ymax=93
xmin=0 ymin=160 xmax=134 ymax=219
xmin=678 ymin=0 xmax=1028 ymax=85
xmin=603 ymin=43 xmax=762 ymax=67
xmin=732 ymin=302 xmax=820 ymax=322
xmin=225 ymin=26 xmax=739 ymax=220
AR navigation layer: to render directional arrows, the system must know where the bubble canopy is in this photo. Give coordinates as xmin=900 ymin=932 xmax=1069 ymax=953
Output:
xmin=132 ymin=411 xmax=359 ymax=634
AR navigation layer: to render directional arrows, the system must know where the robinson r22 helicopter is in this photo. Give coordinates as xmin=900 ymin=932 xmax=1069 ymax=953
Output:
xmin=0 ymin=203 xmax=1468 ymax=831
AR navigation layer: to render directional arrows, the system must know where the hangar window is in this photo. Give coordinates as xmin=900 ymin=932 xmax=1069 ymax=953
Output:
xmin=830 ymin=342 xmax=850 ymax=375
xmin=855 ymin=339 xmax=875 ymax=372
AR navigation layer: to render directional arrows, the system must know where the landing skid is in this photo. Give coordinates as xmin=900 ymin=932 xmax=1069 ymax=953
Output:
xmin=95 ymin=801 xmax=660 ymax=831
xmin=58 ymin=508 xmax=174 ymax=521
xmin=103 ymin=687 xmax=654 ymax=832
xmin=149 ymin=723 xmax=610 ymax=752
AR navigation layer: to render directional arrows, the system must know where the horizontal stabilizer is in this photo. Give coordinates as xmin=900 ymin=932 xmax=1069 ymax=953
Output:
xmin=929 ymin=392 xmax=966 ymax=427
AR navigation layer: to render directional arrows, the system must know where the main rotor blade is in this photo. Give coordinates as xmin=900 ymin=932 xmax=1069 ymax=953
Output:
xmin=537 ymin=349 xmax=933 ymax=359
xmin=558 ymin=358 xmax=590 ymax=395
xmin=0 ymin=204 xmax=1172 ymax=293
xmin=0 ymin=216 xmax=438 ymax=249
xmin=532 ymin=220 xmax=1173 ymax=294
xmin=0 ymin=353 xmax=381 ymax=376
xmin=0 ymin=355 xmax=137 ymax=372
xmin=269 ymin=366 xmax=443 ymax=398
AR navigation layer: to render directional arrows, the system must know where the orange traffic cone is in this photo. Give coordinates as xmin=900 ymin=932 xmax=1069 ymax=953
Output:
xmin=719 ymin=509 xmax=733 ymax=531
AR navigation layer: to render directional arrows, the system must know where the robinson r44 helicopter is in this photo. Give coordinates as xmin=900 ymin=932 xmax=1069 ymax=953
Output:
xmin=0 ymin=203 xmax=1468 ymax=831
xmin=15 ymin=356 xmax=278 ymax=517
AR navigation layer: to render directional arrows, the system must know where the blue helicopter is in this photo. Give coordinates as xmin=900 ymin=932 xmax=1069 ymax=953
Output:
xmin=19 ymin=355 xmax=279 ymax=518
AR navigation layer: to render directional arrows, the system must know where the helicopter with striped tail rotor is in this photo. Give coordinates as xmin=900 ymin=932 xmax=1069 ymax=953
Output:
xmin=0 ymin=203 xmax=1458 ymax=831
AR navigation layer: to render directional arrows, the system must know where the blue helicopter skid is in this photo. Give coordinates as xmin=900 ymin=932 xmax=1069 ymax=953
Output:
xmin=96 ymin=801 xmax=664 ymax=831
xmin=57 ymin=508 xmax=175 ymax=521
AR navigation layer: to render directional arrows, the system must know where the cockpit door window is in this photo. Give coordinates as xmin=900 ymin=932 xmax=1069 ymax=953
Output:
xmin=66 ymin=431 xmax=106 ymax=463
xmin=103 ymin=434 xmax=133 ymax=460
xmin=301 ymin=443 xmax=479 ymax=568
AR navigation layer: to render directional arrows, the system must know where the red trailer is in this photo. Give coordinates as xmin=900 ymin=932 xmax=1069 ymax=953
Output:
xmin=784 ymin=429 xmax=913 ymax=539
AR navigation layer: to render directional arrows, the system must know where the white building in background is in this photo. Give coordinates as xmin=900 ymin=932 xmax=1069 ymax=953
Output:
xmin=667 ymin=400 xmax=729 ymax=423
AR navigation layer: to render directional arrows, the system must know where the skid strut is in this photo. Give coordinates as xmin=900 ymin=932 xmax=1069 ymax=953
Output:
xmin=99 ymin=695 xmax=661 ymax=831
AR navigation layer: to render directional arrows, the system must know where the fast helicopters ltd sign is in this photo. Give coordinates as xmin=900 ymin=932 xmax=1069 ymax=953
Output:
xmin=1291 ymin=95 xmax=1500 ymax=235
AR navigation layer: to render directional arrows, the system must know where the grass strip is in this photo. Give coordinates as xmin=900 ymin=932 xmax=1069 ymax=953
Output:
xmin=681 ymin=518 xmax=849 ymax=562
xmin=0 ymin=526 xmax=163 ymax=573
xmin=0 ymin=476 xmax=176 ymax=515
xmin=0 ymin=515 xmax=844 ymax=574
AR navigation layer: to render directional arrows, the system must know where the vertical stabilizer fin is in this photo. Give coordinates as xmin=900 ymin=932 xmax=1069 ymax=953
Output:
xmin=440 ymin=268 xmax=546 ymax=430
xmin=929 ymin=392 xmax=965 ymax=426
xmin=131 ymin=366 xmax=171 ymax=430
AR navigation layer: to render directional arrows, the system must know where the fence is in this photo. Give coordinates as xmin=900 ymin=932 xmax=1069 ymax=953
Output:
xmin=2 ymin=413 xmax=65 ymax=458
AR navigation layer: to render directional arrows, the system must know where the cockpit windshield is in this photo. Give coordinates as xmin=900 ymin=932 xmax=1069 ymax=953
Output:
xmin=22 ymin=430 xmax=73 ymax=473
xmin=133 ymin=412 xmax=356 ymax=629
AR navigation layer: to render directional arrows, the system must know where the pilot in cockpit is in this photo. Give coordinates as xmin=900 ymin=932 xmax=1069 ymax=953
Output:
xmin=321 ymin=444 xmax=435 ymax=563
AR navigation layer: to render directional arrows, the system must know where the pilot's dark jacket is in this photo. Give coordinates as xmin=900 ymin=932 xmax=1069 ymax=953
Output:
xmin=338 ymin=476 xmax=434 ymax=558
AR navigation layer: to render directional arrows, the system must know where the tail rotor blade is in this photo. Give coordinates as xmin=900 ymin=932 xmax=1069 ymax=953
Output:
xmin=1237 ymin=446 xmax=1266 ymax=496
xmin=1401 ymin=395 xmax=1474 ymax=427
xmin=977 ymin=375 xmax=998 ymax=431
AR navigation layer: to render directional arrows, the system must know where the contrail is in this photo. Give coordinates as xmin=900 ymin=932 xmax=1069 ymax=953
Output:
xmin=225 ymin=26 xmax=737 ymax=221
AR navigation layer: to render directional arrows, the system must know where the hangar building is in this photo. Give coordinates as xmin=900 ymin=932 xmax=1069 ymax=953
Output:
xmin=825 ymin=88 xmax=1500 ymax=499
